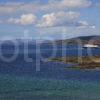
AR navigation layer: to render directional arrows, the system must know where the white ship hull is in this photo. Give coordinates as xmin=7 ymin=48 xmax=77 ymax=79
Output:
xmin=83 ymin=44 xmax=99 ymax=48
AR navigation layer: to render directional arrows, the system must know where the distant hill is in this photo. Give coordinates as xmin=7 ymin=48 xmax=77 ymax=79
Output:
xmin=0 ymin=35 xmax=100 ymax=46
xmin=55 ymin=35 xmax=100 ymax=45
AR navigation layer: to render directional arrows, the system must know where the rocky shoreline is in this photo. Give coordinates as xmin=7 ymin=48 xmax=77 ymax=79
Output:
xmin=49 ymin=56 xmax=100 ymax=69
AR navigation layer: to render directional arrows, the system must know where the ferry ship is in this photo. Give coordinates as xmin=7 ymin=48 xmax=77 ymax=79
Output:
xmin=83 ymin=44 xmax=99 ymax=48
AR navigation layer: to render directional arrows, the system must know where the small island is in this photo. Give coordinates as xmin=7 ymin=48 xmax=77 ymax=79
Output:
xmin=49 ymin=56 xmax=100 ymax=69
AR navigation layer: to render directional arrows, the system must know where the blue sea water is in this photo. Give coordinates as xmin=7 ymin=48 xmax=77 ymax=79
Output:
xmin=0 ymin=43 xmax=100 ymax=100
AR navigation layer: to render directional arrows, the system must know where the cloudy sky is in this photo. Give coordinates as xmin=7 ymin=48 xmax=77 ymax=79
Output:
xmin=0 ymin=0 xmax=100 ymax=40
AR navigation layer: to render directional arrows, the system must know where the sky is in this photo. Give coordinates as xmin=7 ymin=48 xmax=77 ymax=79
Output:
xmin=0 ymin=0 xmax=100 ymax=40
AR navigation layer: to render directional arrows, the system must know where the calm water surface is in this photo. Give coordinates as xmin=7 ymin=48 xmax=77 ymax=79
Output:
xmin=0 ymin=44 xmax=100 ymax=100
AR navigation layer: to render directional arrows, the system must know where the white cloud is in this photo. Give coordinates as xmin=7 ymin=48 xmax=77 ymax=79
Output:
xmin=0 ymin=20 xmax=2 ymax=23
xmin=0 ymin=2 xmax=23 ymax=14
xmin=0 ymin=0 xmax=92 ymax=14
xmin=48 ymin=0 xmax=91 ymax=8
xmin=8 ymin=14 xmax=37 ymax=25
xmin=0 ymin=2 xmax=39 ymax=15
xmin=41 ymin=0 xmax=92 ymax=11
xmin=2 ymin=12 xmax=95 ymax=29
xmin=94 ymin=3 xmax=100 ymax=7
xmin=37 ymin=11 xmax=80 ymax=27
xmin=77 ymin=21 xmax=96 ymax=29
xmin=0 ymin=6 xmax=15 ymax=14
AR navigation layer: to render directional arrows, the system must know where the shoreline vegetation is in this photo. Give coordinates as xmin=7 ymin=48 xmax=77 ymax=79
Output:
xmin=48 ymin=56 xmax=100 ymax=69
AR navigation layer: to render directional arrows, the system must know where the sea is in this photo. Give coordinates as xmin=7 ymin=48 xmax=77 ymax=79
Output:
xmin=0 ymin=42 xmax=100 ymax=100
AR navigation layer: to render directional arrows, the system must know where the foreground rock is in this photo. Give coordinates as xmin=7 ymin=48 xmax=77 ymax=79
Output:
xmin=49 ymin=56 xmax=100 ymax=69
